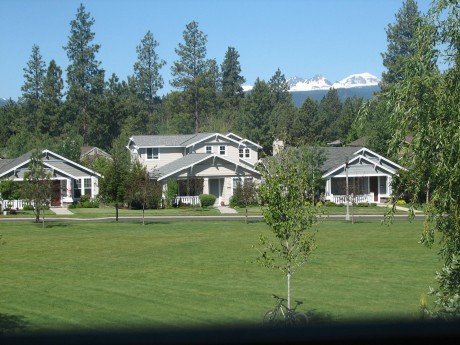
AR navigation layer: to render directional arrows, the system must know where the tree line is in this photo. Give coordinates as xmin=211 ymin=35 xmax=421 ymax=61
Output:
xmin=0 ymin=3 xmax=367 ymax=161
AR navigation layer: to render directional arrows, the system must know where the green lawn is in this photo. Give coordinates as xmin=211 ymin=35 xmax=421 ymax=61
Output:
xmin=0 ymin=219 xmax=439 ymax=333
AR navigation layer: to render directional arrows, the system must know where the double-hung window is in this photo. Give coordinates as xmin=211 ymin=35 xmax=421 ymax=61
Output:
xmin=239 ymin=147 xmax=250 ymax=159
xmin=219 ymin=145 xmax=226 ymax=155
xmin=206 ymin=146 xmax=212 ymax=154
xmin=147 ymin=148 xmax=159 ymax=160
xmin=84 ymin=178 xmax=92 ymax=196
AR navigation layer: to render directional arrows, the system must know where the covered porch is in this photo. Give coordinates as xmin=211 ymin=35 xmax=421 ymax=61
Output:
xmin=325 ymin=175 xmax=391 ymax=204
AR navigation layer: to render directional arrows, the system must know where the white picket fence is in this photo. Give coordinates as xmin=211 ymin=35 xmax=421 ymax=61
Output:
xmin=173 ymin=195 xmax=201 ymax=206
xmin=330 ymin=194 xmax=374 ymax=205
xmin=1 ymin=199 xmax=33 ymax=210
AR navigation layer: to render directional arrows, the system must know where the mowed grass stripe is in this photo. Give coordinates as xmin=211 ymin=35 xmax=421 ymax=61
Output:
xmin=0 ymin=220 xmax=439 ymax=332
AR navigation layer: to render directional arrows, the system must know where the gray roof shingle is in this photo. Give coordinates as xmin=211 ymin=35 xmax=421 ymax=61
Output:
xmin=131 ymin=133 xmax=219 ymax=147
xmin=156 ymin=153 xmax=212 ymax=179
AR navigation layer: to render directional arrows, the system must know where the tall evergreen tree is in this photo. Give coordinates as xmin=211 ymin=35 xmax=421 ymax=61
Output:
xmin=39 ymin=60 xmax=64 ymax=135
xmin=317 ymin=88 xmax=342 ymax=143
xmin=240 ymin=78 xmax=274 ymax=154
xmin=381 ymin=0 xmax=422 ymax=91
xmin=268 ymin=68 xmax=291 ymax=104
xmin=21 ymin=44 xmax=46 ymax=134
xmin=220 ymin=47 xmax=245 ymax=109
xmin=170 ymin=21 xmax=208 ymax=133
xmin=291 ymin=97 xmax=319 ymax=146
xmin=64 ymin=3 xmax=104 ymax=144
xmin=133 ymin=31 xmax=166 ymax=105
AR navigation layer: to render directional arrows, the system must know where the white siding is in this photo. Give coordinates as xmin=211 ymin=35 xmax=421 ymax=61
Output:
xmin=138 ymin=147 xmax=185 ymax=171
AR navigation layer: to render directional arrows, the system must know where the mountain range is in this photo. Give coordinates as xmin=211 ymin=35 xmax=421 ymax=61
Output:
xmin=0 ymin=98 xmax=7 ymax=106
xmin=242 ymin=72 xmax=380 ymax=92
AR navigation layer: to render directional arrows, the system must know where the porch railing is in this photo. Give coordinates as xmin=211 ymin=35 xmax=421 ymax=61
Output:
xmin=329 ymin=194 xmax=374 ymax=205
xmin=1 ymin=199 xmax=33 ymax=210
xmin=173 ymin=195 xmax=201 ymax=206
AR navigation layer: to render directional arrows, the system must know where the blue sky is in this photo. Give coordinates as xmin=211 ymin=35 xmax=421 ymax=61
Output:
xmin=1 ymin=0 xmax=432 ymax=100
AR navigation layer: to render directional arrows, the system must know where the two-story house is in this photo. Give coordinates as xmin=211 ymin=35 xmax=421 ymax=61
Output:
xmin=127 ymin=133 xmax=262 ymax=205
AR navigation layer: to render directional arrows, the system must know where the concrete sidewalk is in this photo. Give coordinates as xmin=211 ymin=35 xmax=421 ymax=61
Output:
xmin=216 ymin=206 xmax=238 ymax=214
xmin=50 ymin=207 xmax=74 ymax=215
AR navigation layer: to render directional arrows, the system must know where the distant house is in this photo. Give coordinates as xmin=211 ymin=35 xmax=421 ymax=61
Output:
xmin=127 ymin=133 xmax=262 ymax=205
xmin=322 ymin=147 xmax=404 ymax=204
xmin=0 ymin=150 xmax=101 ymax=209
xmin=80 ymin=146 xmax=112 ymax=163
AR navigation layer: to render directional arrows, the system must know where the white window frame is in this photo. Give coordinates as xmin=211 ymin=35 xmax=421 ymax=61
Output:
xmin=206 ymin=146 xmax=213 ymax=154
xmin=219 ymin=145 xmax=227 ymax=156
xmin=239 ymin=147 xmax=250 ymax=159
xmin=84 ymin=178 xmax=92 ymax=196
xmin=147 ymin=147 xmax=159 ymax=160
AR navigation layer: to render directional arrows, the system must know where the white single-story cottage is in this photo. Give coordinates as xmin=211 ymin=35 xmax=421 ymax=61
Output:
xmin=0 ymin=149 xmax=101 ymax=209
xmin=322 ymin=147 xmax=404 ymax=204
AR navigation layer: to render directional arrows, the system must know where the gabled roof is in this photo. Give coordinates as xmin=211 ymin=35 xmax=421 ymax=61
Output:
xmin=321 ymin=146 xmax=404 ymax=178
xmin=156 ymin=153 xmax=261 ymax=181
xmin=0 ymin=150 xmax=101 ymax=180
xmin=129 ymin=132 xmax=262 ymax=149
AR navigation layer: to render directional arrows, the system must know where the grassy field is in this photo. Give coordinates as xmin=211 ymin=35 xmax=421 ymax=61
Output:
xmin=0 ymin=219 xmax=439 ymax=333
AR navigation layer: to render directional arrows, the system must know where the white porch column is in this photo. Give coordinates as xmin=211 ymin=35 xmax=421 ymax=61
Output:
xmin=203 ymin=178 xmax=209 ymax=194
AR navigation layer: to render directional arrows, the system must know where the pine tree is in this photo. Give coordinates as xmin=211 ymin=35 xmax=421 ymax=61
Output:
xmin=133 ymin=31 xmax=166 ymax=105
xmin=21 ymin=44 xmax=46 ymax=134
xmin=317 ymin=88 xmax=342 ymax=143
xmin=268 ymin=68 xmax=291 ymax=104
xmin=64 ymin=3 xmax=104 ymax=144
xmin=39 ymin=60 xmax=64 ymax=135
xmin=220 ymin=47 xmax=245 ymax=109
xmin=291 ymin=97 xmax=319 ymax=146
xmin=170 ymin=21 xmax=208 ymax=133
xmin=381 ymin=0 xmax=422 ymax=91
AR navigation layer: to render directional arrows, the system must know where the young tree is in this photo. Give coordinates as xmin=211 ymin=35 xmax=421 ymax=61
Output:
xmin=21 ymin=44 xmax=46 ymax=134
xmin=170 ymin=21 xmax=208 ymax=132
xmin=257 ymin=147 xmax=323 ymax=308
xmin=22 ymin=150 xmax=52 ymax=226
xmin=125 ymin=160 xmax=161 ymax=225
xmin=233 ymin=178 xmax=258 ymax=224
xmin=64 ymin=3 xmax=104 ymax=144
xmin=98 ymin=137 xmax=131 ymax=221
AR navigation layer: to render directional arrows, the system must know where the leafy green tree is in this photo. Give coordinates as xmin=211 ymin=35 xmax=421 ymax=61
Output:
xmin=21 ymin=44 xmax=46 ymax=134
xmin=64 ymin=3 xmax=104 ymax=144
xmin=98 ymin=137 xmax=131 ymax=221
xmin=22 ymin=150 xmax=52 ymax=226
xmin=381 ymin=0 xmax=422 ymax=91
xmin=257 ymin=147 xmax=322 ymax=308
xmin=0 ymin=180 xmax=21 ymax=200
xmin=233 ymin=178 xmax=258 ymax=224
xmin=386 ymin=0 xmax=460 ymax=318
xmin=125 ymin=160 xmax=161 ymax=225
xmin=220 ymin=47 xmax=245 ymax=109
xmin=170 ymin=21 xmax=209 ymax=132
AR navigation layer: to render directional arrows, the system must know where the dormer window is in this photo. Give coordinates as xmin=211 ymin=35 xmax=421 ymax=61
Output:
xmin=239 ymin=147 xmax=250 ymax=159
xmin=147 ymin=148 xmax=159 ymax=160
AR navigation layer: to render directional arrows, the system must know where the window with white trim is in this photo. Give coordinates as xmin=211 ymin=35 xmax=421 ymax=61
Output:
xmin=84 ymin=178 xmax=92 ymax=196
xmin=219 ymin=145 xmax=226 ymax=155
xmin=147 ymin=147 xmax=159 ymax=160
xmin=206 ymin=146 xmax=212 ymax=154
xmin=239 ymin=147 xmax=250 ymax=159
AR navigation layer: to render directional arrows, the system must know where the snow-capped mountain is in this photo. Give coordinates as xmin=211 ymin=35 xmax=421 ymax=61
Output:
xmin=0 ymin=98 xmax=7 ymax=106
xmin=331 ymin=73 xmax=380 ymax=89
xmin=288 ymin=75 xmax=332 ymax=91
xmin=242 ymin=73 xmax=380 ymax=92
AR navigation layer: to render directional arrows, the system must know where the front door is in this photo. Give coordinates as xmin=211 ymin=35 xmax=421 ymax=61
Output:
xmin=369 ymin=177 xmax=378 ymax=202
xmin=51 ymin=180 xmax=61 ymax=206
xmin=209 ymin=179 xmax=222 ymax=204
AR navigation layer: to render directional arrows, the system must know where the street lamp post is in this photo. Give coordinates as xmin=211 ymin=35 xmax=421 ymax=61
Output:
xmin=345 ymin=160 xmax=350 ymax=221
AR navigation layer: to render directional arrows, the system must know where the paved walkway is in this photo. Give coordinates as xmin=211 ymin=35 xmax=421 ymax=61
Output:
xmin=50 ymin=207 xmax=74 ymax=215
xmin=216 ymin=206 xmax=238 ymax=214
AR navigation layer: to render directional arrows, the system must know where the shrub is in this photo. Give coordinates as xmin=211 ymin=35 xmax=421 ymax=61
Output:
xmin=23 ymin=204 xmax=34 ymax=211
xmin=199 ymin=194 xmax=216 ymax=207
xmin=357 ymin=202 xmax=370 ymax=207
xmin=316 ymin=201 xmax=323 ymax=207
xmin=324 ymin=201 xmax=337 ymax=207
xmin=396 ymin=199 xmax=407 ymax=205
